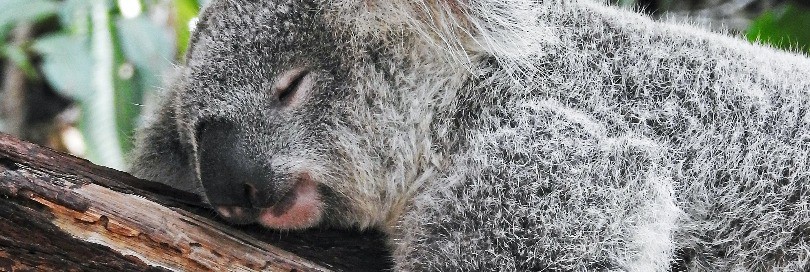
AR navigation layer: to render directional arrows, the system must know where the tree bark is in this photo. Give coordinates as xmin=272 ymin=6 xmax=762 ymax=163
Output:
xmin=0 ymin=133 xmax=392 ymax=272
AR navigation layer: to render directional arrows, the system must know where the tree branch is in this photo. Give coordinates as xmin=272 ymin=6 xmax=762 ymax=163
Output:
xmin=0 ymin=133 xmax=391 ymax=271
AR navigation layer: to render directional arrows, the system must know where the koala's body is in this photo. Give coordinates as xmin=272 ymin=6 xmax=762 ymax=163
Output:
xmin=131 ymin=0 xmax=810 ymax=270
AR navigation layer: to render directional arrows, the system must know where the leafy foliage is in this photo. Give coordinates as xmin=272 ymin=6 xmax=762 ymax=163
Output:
xmin=0 ymin=0 xmax=201 ymax=169
xmin=747 ymin=4 xmax=810 ymax=54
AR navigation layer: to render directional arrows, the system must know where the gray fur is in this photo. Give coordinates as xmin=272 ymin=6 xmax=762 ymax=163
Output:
xmin=131 ymin=0 xmax=810 ymax=270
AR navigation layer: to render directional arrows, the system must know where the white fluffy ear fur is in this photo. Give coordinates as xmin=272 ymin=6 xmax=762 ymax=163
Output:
xmin=326 ymin=0 xmax=556 ymax=66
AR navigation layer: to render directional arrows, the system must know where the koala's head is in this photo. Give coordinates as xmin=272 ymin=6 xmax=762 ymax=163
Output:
xmin=171 ymin=0 xmax=546 ymax=231
xmin=175 ymin=0 xmax=355 ymax=230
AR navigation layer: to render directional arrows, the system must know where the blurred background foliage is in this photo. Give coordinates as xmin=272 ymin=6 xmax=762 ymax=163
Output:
xmin=0 ymin=0 xmax=808 ymax=170
xmin=0 ymin=0 xmax=207 ymax=169
xmin=615 ymin=0 xmax=810 ymax=52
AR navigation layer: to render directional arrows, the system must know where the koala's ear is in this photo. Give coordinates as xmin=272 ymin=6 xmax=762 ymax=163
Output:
xmin=329 ymin=0 xmax=552 ymax=58
xmin=330 ymin=1 xmax=474 ymax=38
xmin=181 ymin=0 xmax=226 ymax=65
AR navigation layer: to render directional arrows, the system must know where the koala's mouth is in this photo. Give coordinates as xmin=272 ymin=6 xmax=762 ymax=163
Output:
xmin=214 ymin=175 xmax=323 ymax=230
xmin=257 ymin=174 xmax=322 ymax=229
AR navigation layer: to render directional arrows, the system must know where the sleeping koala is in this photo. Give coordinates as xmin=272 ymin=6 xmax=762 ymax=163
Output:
xmin=131 ymin=0 xmax=810 ymax=270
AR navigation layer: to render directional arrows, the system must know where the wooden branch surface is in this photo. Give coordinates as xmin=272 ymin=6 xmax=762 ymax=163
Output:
xmin=0 ymin=133 xmax=392 ymax=271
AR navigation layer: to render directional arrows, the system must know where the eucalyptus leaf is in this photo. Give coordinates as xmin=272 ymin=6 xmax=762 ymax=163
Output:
xmin=112 ymin=59 xmax=142 ymax=155
xmin=32 ymin=33 xmax=95 ymax=99
xmin=82 ymin=0 xmax=125 ymax=170
xmin=0 ymin=0 xmax=58 ymax=28
xmin=174 ymin=0 xmax=200 ymax=56
xmin=114 ymin=14 xmax=177 ymax=154
xmin=59 ymin=0 xmax=92 ymax=34
xmin=1 ymin=44 xmax=38 ymax=78
xmin=115 ymin=15 xmax=173 ymax=90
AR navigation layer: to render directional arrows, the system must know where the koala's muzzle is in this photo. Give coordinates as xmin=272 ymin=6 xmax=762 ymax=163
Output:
xmin=196 ymin=120 xmax=275 ymax=223
xmin=196 ymin=120 xmax=323 ymax=229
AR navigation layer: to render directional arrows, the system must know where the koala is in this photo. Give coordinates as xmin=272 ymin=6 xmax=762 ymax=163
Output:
xmin=131 ymin=0 xmax=810 ymax=270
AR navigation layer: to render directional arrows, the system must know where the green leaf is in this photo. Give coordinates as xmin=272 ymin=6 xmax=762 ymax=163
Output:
xmin=59 ymin=0 xmax=92 ymax=34
xmin=114 ymin=14 xmax=178 ymax=155
xmin=747 ymin=4 xmax=810 ymax=54
xmin=111 ymin=60 xmax=142 ymax=155
xmin=81 ymin=0 xmax=124 ymax=169
xmin=115 ymin=16 xmax=174 ymax=90
xmin=617 ymin=0 xmax=636 ymax=7
xmin=0 ymin=0 xmax=58 ymax=28
xmin=1 ymin=44 xmax=38 ymax=78
xmin=174 ymin=0 xmax=200 ymax=57
xmin=32 ymin=33 xmax=95 ymax=99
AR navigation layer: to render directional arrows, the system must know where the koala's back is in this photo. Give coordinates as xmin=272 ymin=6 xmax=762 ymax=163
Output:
xmin=393 ymin=3 xmax=810 ymax=271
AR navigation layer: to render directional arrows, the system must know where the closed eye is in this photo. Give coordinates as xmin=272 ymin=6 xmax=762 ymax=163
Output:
xmin=274 ymin=68 xmax=312 ymax=106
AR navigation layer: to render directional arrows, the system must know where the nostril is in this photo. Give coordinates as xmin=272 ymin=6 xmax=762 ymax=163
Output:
xmin=244 ymin=182 xmax=276 ymax=208
xmin=244 ymin=183 xmax=259 ymax=206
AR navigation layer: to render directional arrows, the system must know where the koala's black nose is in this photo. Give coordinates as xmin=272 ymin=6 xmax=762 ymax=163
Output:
xmin=196 ymin=120 xmax=275 ymax=209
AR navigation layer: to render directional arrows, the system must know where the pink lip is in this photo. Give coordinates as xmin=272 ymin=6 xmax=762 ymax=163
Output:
xmin=257 ymin=173 xmax=322 ymax=230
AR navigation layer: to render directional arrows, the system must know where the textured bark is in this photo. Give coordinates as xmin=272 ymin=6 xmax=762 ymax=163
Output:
xmin=0 ymin=133 xmax=392 ymax=271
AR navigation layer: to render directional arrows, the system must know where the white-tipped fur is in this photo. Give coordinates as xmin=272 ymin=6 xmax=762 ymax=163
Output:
xmin=132 ymin=0 xmax=810 ymax=270
xmin=327 ymin=0 xmax=556 ymax=72
xmin=320 ymin=0 xmax=810 ymax=270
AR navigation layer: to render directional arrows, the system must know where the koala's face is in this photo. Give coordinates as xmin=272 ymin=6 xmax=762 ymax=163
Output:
xmin=176 ymin=0 xmax=352 ymax=229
